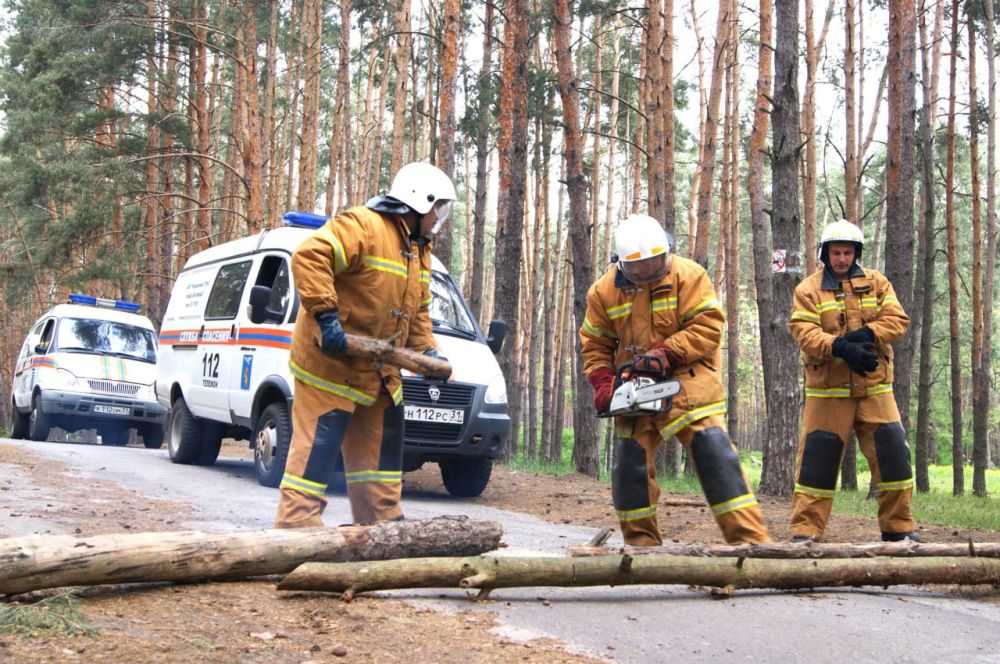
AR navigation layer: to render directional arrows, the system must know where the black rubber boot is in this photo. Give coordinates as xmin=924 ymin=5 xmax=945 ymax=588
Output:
xmin=881 ymin=531 xmax=922 ymax=542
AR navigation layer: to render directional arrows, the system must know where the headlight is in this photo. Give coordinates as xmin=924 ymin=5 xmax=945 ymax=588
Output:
xmin=135 ymin=383 xmax=156 ymax=401
xmin=47 ymin=368 xmax=81 ymax=389
xmin=484 ymin=374 xmax=508 ymax=405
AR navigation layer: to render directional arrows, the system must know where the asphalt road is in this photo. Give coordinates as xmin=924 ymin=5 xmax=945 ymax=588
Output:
xmin=5 ymin=438 xmax=1000 ymax=663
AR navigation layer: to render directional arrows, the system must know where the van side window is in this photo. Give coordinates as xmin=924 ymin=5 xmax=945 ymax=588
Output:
xmin=256 ymin=256 xmax=291 ymax=321
xmin=36 ymin=319 xmax=56 ymax=354
xmin=205 ymin=260 xmax=253 ymax=320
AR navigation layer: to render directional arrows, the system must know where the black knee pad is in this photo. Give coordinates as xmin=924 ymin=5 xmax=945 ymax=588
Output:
xmin=874 ymin=423 xmax=912 ymax=482
xmin=378 ymin=403 xmax=405 ymax=471
xmin=612 ymin=438 xmax=651 ymax=510
xmin=797 ymin=430 xmax=843 ymax=490
xmin=302 ymin=409 xmax=351 ymax=482
xmin=690 ymin=427 xmax=750 ymax=506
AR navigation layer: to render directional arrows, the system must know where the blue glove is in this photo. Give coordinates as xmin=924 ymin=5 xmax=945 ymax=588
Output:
xmin=315 ymin=309 xmax=348 ymax=356
xmin=423 ymin=348 xmax=448 ymax=362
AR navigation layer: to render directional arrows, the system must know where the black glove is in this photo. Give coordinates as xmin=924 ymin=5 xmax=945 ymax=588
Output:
xmin=831 ymin=337 xmax=878 ymax=376
xmin=843 ymin=326 xmax=875 ymax=345
xmin=315 ymin=309 xmax=348 ymax=356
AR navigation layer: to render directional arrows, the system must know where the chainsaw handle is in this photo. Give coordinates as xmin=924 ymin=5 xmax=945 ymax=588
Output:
xmin=614 ymin=361 xmax=635 ymax=386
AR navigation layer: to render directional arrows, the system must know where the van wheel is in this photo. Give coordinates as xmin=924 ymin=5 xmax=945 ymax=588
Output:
xmin=141 ymin=425 xmax=164 ymax=449
xmin=253 ymin=403 xmax=291 ymax=488
xmin=168 ymin=398 xmax=222 ymax=465
xmin=439 ymin=457 xmax=492 ymax=498
xmin=10 ymin=407 xmax=29 ymax=439
xmin=28 ymin=396 xmax=51 ymax=442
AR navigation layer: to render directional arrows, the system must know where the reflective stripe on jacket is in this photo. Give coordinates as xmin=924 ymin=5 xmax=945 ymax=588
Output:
xmin=788 ymin=265 xmax=909 ymax=398
xmin=579 ymin=255 xmax=726 ymax=417
xmin=289 ymin=206 xmax=436 ymax=405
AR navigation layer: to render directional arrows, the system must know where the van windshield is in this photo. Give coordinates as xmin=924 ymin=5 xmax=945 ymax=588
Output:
xmin=429 ymin=272 xmax=477 ymax=338
xmin=55 ymin=318 xmax=158 ymax=363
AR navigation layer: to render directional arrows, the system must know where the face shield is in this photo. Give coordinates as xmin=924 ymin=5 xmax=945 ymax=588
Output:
xmin=428 ymin=199 xmax=454 ymax=236
xmin=619 ymin=253 xmax=670 ymax=284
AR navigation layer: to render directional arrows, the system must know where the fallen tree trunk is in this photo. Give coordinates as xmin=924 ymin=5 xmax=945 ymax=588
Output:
xmin=0 ymin=516 xmax=501 ymax=596
xmin=568 ymin=541 xmax=1000 ymax=559
xmin=278 ymin=554 xmax=1000 ymax=600
xmin=345 ymin=333 xmax=452 ymax=379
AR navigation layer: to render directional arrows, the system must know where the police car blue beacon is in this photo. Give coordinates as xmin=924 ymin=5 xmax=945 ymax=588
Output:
xmin=10 ymin=295 xmax=167 ymax=447
xmin=155 ymin=211 xmax=510 ymax=497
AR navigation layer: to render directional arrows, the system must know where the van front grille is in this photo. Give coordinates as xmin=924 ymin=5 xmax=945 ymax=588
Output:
xmin=87 ymin=379 xmax=140 ymax=396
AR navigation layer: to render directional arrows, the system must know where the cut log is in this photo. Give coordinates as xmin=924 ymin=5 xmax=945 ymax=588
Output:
xmin=278 ymin=554 xmax=1000 ymax=600
xmin=345 ymin=333 xmax=452 ymax=379
xmin=567 ymin=541 xmax=1000 ymax=559
xmin=0 ymin=516 xmax=501 ymax=596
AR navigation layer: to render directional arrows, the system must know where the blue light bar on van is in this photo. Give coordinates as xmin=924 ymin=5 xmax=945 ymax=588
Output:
xmin=68 ymin=294 xmax=141 ymax=312
xmin=282 ymin=211 xmax=329 ymax=229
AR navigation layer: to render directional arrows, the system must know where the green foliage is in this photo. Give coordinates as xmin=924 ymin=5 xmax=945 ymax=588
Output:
xmin=0 ymin=594 xmax=98 ymax=638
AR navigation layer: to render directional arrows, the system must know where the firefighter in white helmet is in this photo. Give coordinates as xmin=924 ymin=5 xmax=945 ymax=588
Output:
xmin=275 ymin=162 xmax=455 ymax=528
xmin=788 ymin=219 xmax=918 ymax=542
xmin=579 ymin=213 xmax=771 ymax=546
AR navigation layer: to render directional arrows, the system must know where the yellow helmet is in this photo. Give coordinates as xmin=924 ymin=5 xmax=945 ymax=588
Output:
xmin=819 ymin=219 xmax=864 ymax=265
xmin=615 ymin=214 xmax=671 ymax=284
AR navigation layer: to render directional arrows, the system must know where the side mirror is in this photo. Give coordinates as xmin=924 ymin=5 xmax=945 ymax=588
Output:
xmin=34 ymin=343 xmax=48 ymax=355
xmin=248 ymin=285 xmax=284 ymax=324
xmin=486 ymin=319 xmax=507 ymax=354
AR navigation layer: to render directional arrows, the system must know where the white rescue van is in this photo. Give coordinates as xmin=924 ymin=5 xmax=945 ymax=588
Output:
xmin=9 ymin=295 xmax=167 ymax=446
xmin=155 ymin=211 xmax=510 ymax=497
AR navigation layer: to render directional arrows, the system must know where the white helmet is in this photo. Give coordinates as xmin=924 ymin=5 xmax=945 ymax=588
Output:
xmin=819 ymin=219 xmax=864 ymax=264
xmin=615 ymin=214 xmax=671 ymax=284
xmin=387 ymin=162 xmax=456 ymax=214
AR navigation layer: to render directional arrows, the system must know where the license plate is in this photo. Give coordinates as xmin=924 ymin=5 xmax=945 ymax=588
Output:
xmin=93 ymin=404 xmax=130 ymax=416
xmin=404 ymin=405 xmax=464 ymax=424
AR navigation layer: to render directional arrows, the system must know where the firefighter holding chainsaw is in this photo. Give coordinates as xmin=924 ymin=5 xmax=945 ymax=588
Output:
xmin=788 ymin=219 xmax=917 ymax=542
xmin=580 ymin=213 xmax=771 ymax=546
xmin=274 ymin=162 xmax=454 ymax=528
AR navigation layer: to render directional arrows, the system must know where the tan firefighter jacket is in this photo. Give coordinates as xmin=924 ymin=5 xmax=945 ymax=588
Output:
xmin=288 ymin=206 xmax=436 ymax=407
xmin=789 ymin=264 xmax=910 ymax=399
xmin=579 ymin=255 xmax=726 ymax=438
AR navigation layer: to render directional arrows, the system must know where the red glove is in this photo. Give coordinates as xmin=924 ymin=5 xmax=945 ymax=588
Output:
xmin=587 ymin=367 xmax=615 ymax=413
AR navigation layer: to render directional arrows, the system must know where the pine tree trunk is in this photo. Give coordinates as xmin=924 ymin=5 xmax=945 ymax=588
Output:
xmin=884 ymin=0 xmax=918 ymax=435
xmin=757 ymin=0 xmax=803 ymax=496
xmin=967 ymin=14 xmax=988 ymax=496
xmin=693 ymin=0 xmax=731 ymax=267
xmin=844 ymin=0 xmax=859 ymax=223
xmin=325 ymin=0 xmax=352 ymax=216
xmin=388 ymin=0 xmax=412 ymax=177
xmin=982 ymin=0 xmax=997 ymax=475
xmin=494 ymin=0 xmax=530 ymax=461
xmin=469 ymin=4 xmax=494 ymax=323
xmin=914 ymin=0 xmax=944 ymax=491
xmin=434 ymin=0 xmax=460 ymax=267
xmin=944 ymin=0 xmax=964 ymax=495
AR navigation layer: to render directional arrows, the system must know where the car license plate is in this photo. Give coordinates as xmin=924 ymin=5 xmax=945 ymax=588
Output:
xmin=404 ymin=405 xmax=464 ymax=424
xmin=93 ymin=404 xmax=130 ymax=416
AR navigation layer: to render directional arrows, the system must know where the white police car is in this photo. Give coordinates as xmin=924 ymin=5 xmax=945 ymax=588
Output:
xmin=155 ymin=211 xmax=510 ymax=496
xmin=9 ymin=295 xmax=167 ymax=446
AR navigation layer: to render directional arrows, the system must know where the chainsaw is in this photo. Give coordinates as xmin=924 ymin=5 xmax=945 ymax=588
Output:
xmin=597 ymin=354 xmax=681 ymax=418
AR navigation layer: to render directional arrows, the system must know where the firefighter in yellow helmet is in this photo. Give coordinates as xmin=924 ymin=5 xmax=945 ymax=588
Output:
xmin=274 ymin=162 xmax=455 ymax=528
xmin=579 ymin=213 xmax=771 ymax=546
xmin=788 ymin=219 xmax=918 ymax=542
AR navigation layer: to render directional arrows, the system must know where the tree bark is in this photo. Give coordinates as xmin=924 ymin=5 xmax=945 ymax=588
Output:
xmin=944 ymin=0 xmax=963 ymax=495
xmin=493 ymin=0 xmax=530 ymax=459
xmin=279 ymin=554 xmax=1000 ymax=599
xmin=295 ymin=0 xmax=323 ymax=212
xmin=914 ymin=0 xmax=943 ymax=492
xmin=884 ymin=0 xmax=918 ymax=434
xmin=388 ymin=0 xmax=413 ymax=177
xmin=344 ymin=333 xmax=452 ymax=378
xmin=469 ymin=3 xmax=494 ymax=323
xmin=568 ymin=541 xmax=1000 ymax=558
xmin=553 ymin=0 xmax=597 ymax=477
xmin=0 ymin=517 xmax=502 ymax=597
xmin=434 ymin=0 xmax=461 ymax=268
xmin=982 ymin=0 xmax=998 ymax=475
xmin=757 ymin=0 xmax=803 ymax=496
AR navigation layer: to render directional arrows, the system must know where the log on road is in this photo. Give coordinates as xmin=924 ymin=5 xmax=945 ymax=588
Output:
xmin=0 ymin=516 xmax=501 ymax=596
xmin=568 ymin=541 xmax=1000 ymax=559
xmin=278 ymin=554 xmax=1000 ymax=600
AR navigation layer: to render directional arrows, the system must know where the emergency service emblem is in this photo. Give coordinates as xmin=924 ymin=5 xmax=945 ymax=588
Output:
xmin=241 ymin=354 xmax=253 ymax=390
xmin=428 ymin=385 xmax=440 ymax=402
